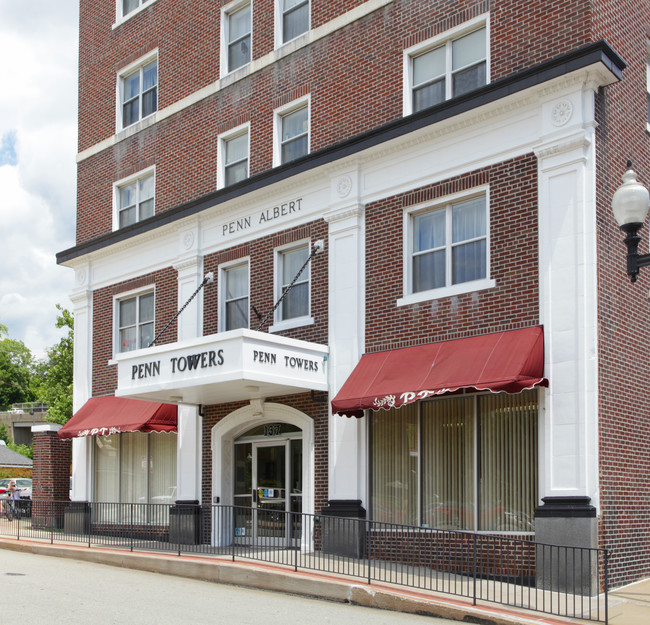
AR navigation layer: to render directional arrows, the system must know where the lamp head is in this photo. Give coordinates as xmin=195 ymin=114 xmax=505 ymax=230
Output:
xmin=612 ymin=162 xmax=650 ymax=228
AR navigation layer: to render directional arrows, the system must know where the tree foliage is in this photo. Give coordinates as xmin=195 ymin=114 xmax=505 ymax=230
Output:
xmin=0 ymin=323 xmax=36 ymax=410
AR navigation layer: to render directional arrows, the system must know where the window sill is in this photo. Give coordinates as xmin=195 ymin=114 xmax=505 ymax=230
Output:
xmin=108 ymin=359 xmax=118 ymax=366
xmin=112 ymin=0 xmax=158 ymax=29
xmin=397 ymin=278 xmax=496 ymax=307
xmin=268 ymin=316 xmax=314 ymax=333
xmin=116 ymin=113 xmax=158 ymax=141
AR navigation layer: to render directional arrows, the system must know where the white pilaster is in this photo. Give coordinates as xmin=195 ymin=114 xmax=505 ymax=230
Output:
xmin=536 ymin=86 xmax=599 ymax=510
xmin=325 ymin=168 xmax=366 ymax=504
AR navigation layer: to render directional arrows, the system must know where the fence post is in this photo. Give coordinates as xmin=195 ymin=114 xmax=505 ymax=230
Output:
xmin=472 ymin=533 xmax=478 ymax=606
xmin=604 ymin=549 xmax=609 ymax=625
xmin=131 ymin=504 xmax=135 ymax=552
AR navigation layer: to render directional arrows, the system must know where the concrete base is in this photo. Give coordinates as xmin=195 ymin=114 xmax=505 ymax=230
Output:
xmin=320 ymin=500 xmax=366 ymax=558
xmin=535 ymin=497 xmax=598 ymax=595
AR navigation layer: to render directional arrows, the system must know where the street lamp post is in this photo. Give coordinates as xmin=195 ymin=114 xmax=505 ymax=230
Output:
xmin=612 ymin=161 xmax=650 ymax=282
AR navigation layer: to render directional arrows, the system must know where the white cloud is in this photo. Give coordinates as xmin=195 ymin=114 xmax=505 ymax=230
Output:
xmin=0 ymin=1 xmax=78 ymax=359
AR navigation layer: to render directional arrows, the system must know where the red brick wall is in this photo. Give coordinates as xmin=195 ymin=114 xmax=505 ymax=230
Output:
xmin=202 ymin=221 xmax=328 ymax=344
xmin=32 ymin=431 xmax=71 ymax=502
xmin=364 ymin=154 xmax=539 ymax=351
xmin=76 ymin=0 xmax=598 ymax=244
xmin=592 ymin=0 xmax=650 ymax=589
xmin=92 ymin=267 xmax=178 ymax=396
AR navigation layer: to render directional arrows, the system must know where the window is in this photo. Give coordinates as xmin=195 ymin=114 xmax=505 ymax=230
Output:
xmin=276 ymin=100 xmax=309 ymax=165
xmin=407 ymin=25 xmax=487 ymax=114
xmin=370 ymin=391 xmax=538 ymax=531
xmin=224 ymin=2 xmax=251 ymax=74
xmin=94 ymin=432 xmax=177 ymax=515
xmin=116 ymin=291 xmax=154 ymax=353
xmin=115 ymin=169 xmax=155 ymax=228
xmin=409 ymin=193 xmax=488 ymax=295
xmin=120 ymin=56 xmax=158 ymax=129
xmin=121 ymin=0 xmax=147 ymax=18
xmin=276 ymin=244 xmax=310 ymax=322
xmin=280 ymin=0 xmax=309 ymax=44
xmin=221 ymin=262 xmax=249 ymax=331
xmin=219 ymin=127 xmax=249 ymax=188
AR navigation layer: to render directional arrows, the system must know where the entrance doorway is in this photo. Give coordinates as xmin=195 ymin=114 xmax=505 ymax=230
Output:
xmin=232 ymin=423 xmax=302 ymax=546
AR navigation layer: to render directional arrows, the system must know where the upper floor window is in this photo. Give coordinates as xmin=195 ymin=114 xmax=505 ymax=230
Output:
xmin=119 ymin=55 xmax=158 ymax=129
xmin=223 ymin=1 xmax=251 ymax=74
xmin=115 ymin=169 xmax=155 ymax=229
xmin=275 ymin=99 xmax=309 ymax=165
xmin=116 ymin=0 xmax=158 ymax=25
xmin=220 ymin=261 xmax=249 ymax=331
xmin=406 ymin=192 xmax=490 ymax=299
xmin=122 ymin=0 xmax=146 ymax=17
xmin=218 ymin=126 xmax=249 ymax=188
xmin=116 ymin=291 xmax=154 ymax=353
xmin=276 ymin=243 xmax=310 ymax=322
xmin=280 ymin=0 xmax=310 ymax=44
xmin=406 ymin=23 xmax=487 ymax=115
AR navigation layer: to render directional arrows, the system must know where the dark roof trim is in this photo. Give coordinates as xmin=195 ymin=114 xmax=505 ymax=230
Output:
xmin=58 ymin=40 xmax=625 ymax=265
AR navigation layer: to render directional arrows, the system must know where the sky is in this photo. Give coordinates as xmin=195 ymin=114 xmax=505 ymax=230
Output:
xmin=0 ymin=1 xmax=79 ymax=360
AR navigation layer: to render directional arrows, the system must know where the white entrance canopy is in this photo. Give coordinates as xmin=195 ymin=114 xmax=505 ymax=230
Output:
xmin=115 ymin=329 xmax=328 ymax=405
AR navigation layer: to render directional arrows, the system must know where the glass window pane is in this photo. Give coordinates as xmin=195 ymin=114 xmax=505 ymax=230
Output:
xmin=149 ymin=433 xmax=177 ymax=505
xmin=226 ymin=298 xmax=248 ymax=330
xmin=452 ymin=197 xmax=486 ymax=243
xmin=413 ymin=250 xmax=445 ymax=292
xmin=124 ymin=73 xmax=140 ymax=100
xmin=452 ymin=62 xmax=486 ymax=97
xmin=226 ymin=265 xmax=248 ymax=299
xmin=225 ymin=161 xmax=248 ymax=186
xmin=234 ymin=443 xmax=252 ymax=495
xmin=119 ymin=298 xmax=136 ymax=326
xmin=229 ymin=37 xmax=251 ymax=71
xmin=283 ymin=281 xmax=308 ymax=319
xmin=229 ymin=5 xmax=251 ymax=41
xmin=282 ymin=246 xmax=308 ymax=283
xmin=413 ymin=46 xmax=445 ymax=86
xmin=282 ymin=107 xmax=308 ymax=141
xmin=123 ymin=100 xmax=139 ymax=127
xmin=452 ymin=240 xmax=486 ymax=284
xmin=283 ymin=2 xmax=309 ymax=42
xmin=413 ymin=79 xmax=445 ymax=112
xmin=414 ymin=209 xmax=445 ymax=252
xmin=121 ymin=432 xmax=148 ymax=504
xmin=452 ymin=28 xmax=486 ymax=70
xmin=119 ymin=206 xmax=136 ymax=228
xmin=123 ymin=0 xmax=139 ymax=16
xmin=139 ymin=174 xmax=154 ymax=200
xmin=142 ymin=88 xmax=157 ymax=118
xmin=225 ymin=133 xmax=248 ymax=165
xmin=94 ymin=436 xmax=119 ymax=503
xmin=139 ymin=321 xmax=154 ymax=349
xmin=422 ymin=398 xmax=475 ymax=530
xmin=142 ymin=61 xmax=157 ymax=91
xmin=139 ymin=292 xmax=154 ymax=322
xmin=139 ymin=198 xmax=154 ymax=220
xmin=477 ymin=392 xmax=537 ymax=532
xmin=281 ymin=135 xmax=308 ymax=163
xmin=370 ymin=405 xmax=418 ymax=525
xmin=120 ymin=326 xmax=137 ymax=352
xmin=119 ymin=182 xmax=136 ymax=210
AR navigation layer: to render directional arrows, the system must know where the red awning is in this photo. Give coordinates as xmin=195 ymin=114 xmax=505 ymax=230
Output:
xmin=58 ymin=396 xmax=178 ymax=439
xmin=332 ymin=326 xmax=547 ymax=417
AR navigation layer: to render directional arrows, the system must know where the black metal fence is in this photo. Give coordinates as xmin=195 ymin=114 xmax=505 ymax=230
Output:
xmin=0 ymin=501 xmax=609 ymax=622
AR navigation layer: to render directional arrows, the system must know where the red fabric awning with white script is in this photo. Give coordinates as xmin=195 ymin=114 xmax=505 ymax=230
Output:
xmin=58 ymin=396 xmax=178 ymax=439
xmin=331 ymin=326 xmax=547 ymax=418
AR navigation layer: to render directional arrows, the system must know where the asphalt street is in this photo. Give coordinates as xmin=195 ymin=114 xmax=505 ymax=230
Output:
xmin=1 ymin=549 xmax=456 ymax=625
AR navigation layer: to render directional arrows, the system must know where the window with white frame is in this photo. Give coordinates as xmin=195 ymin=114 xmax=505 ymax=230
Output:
xmin=116 ymin=291 xmax=154 ymax=353
xmin=276 ymin=101 xmax=309 ymax=165
xmin=276 ymin=243 xmax=310 ymax=322
xmin=94 ymin=432 xmax=177 ymax=511
xmin=224 ymin=1 xmax=251 ymax=74
xmin=409 ymin=193 xmax=488 ymax=294
xmin=115 ymin=169 xmax=155 ymax=228
xmin=219 ymin=127 xmax=249 ymax=188
xmin=220 ymin=262 xmax=249 ymax=331
xmin=120 ymin=56 xmax=158 ymax=129
xmin=407 ymin=24 xmax=487 ymax=114
xmin=370 ymin=391 xmax=538 ymax=531
xmin=121 ymin=0 xmax=147 ymax=18
xmin=280 ymin=0 xmax=309 ymax=44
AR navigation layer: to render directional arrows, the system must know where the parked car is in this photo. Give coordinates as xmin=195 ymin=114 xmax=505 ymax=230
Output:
xmin=0 ymin=478 xmax=32 ymax=516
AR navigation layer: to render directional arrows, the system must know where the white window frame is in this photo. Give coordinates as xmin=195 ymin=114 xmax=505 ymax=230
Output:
xmin=221 ymin=0 xmax=253 ymax=77
xmin=217 ymin=124 xmax=250 ymax=189
xmin=403 ymin=15 xmax=490 ymax=116
xmin=398 ymin=186 xmax=495 ymax=307
xmin=273 ymin=96 xmax=310 ymax=167
xmin=112 ymin=166 xmax=156 ymax=230
xmin=269 ymin=240 xmax=314 ymax=332
xmin=114 ymin=0 xmax=158 ymax=28
xmin=219 ymin=258 xmax=250 ymax=332
xmin=113 ymin=287 xmax=155 ymax=356
xmin=117 ymin=50 xmax=158 ymax=132
xmin=275 ymin=0 xmax=310 ymax=48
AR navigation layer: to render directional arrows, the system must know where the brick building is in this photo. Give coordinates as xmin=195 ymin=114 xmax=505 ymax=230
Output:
xmin=57 ymin=0 xmax=650 ymax=588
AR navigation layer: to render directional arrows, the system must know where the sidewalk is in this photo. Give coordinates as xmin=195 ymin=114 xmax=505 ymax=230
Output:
xmin=3 ymin=536 xmax=644 ymax=625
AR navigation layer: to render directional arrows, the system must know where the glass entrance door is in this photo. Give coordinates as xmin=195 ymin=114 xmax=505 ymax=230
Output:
xmin=232 ymin=424 xmax=302 ymax=546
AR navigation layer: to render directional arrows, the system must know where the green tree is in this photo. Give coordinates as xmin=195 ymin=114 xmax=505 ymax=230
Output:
xmin=34 ymin=306 xmax=74 ymax=425
xmin=0 ymin=323 xmax=36 ymax=410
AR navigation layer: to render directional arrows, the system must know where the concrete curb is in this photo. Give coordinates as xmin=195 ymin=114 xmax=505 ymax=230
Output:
xmin=0 ymin=538 xmax=572 ymax=625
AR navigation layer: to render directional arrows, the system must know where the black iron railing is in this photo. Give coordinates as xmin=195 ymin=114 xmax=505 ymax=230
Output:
xmin=0 ymin=501 xmax=609 ymax=623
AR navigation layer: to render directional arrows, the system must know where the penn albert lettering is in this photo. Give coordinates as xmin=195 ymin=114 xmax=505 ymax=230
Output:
xmin=222 ymin=198 xmax=302 ymax=237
